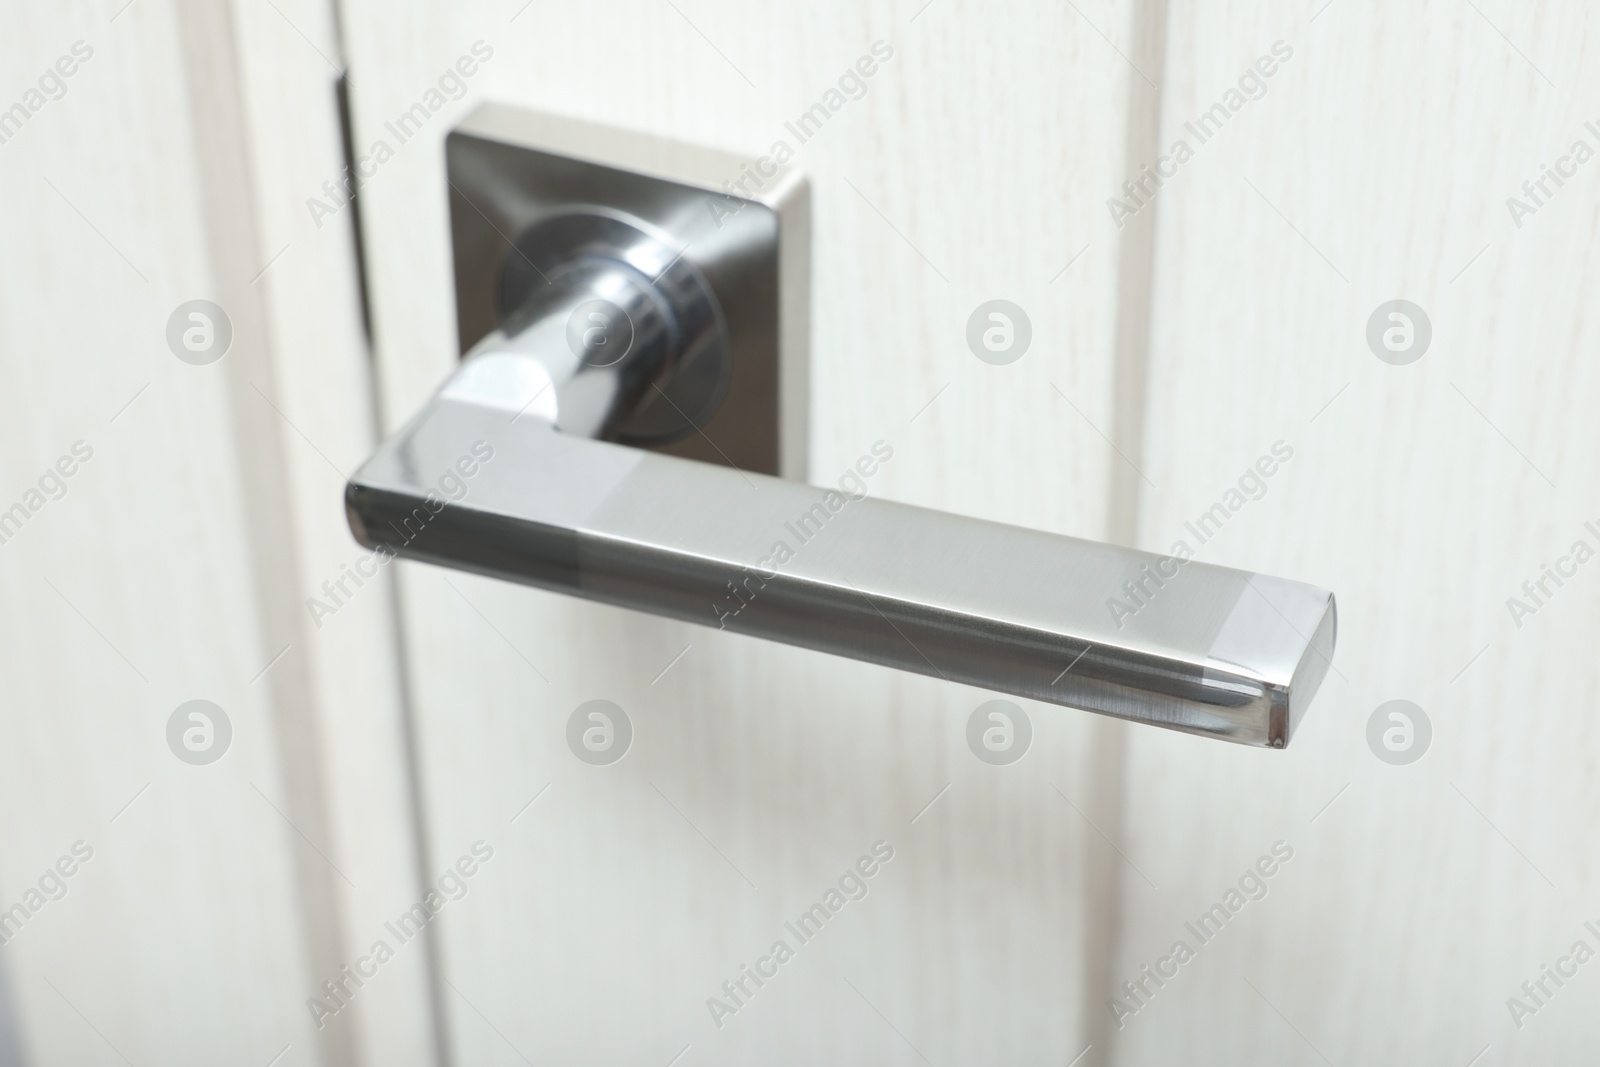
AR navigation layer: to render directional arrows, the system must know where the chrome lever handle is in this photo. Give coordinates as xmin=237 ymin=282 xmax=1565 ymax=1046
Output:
xmin=345 ymin=219 xmax=1335 ymax=749
xmin=347 ymin=107 xmax=1335 ymax=748
xmin=347 ymin=383 xmax=1334 ymax=747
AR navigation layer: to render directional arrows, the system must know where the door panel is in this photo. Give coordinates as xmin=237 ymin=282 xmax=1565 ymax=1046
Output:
xmin=11 ymin=0 xmax=1589 ymax=1063
xmin=338 ymin=0 xmax=1159 ymax=1061
xmin=1 ymin=1 xmax=429 ymax=1064
xmin=1115 ymin=1 xmax=1600 ymax=1063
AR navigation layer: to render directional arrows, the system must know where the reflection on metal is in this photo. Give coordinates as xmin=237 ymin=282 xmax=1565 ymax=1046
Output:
xmin=348 ymin=104 xmax=1336 ymax=748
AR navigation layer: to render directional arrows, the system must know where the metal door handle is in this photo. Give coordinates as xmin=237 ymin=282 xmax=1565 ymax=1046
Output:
xmin=346 ymin=108 xmax=1335 ymax=748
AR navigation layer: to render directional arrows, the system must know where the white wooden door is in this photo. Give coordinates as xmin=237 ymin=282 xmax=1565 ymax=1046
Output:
xmin=1 ymin=2 xmax=434 ymax=1065
xmin=7 ymin=0 xmax=1599 ymax=1064
xmin=337 ymin=0 xmax=1600 ymax=1063
xmin=337 ymin=0 xmax=1156 ymax=1063
xmin=1110 ymin=2 xmax=1600 ymax=1064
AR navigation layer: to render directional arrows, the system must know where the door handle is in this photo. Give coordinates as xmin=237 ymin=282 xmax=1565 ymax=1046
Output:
xmin=345 ymin=107 xmax=1336 ymax=749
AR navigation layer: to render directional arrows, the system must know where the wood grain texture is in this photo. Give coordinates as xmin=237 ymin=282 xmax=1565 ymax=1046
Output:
xmin=1109 ymin=1 xmax=1600 ymax=1063
xmin=0 ymin=1 xmax=430 ymax=1064
xmin=10 ymin=0 xmax=1582 ymax=1062
xmin=223 ymin=0 xmax=443 ymax=1061
xmin=14 ymin=0 xmax=1590 ymax=1062
xmin=337 ymin=0 xmax=1161 ymax=1062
